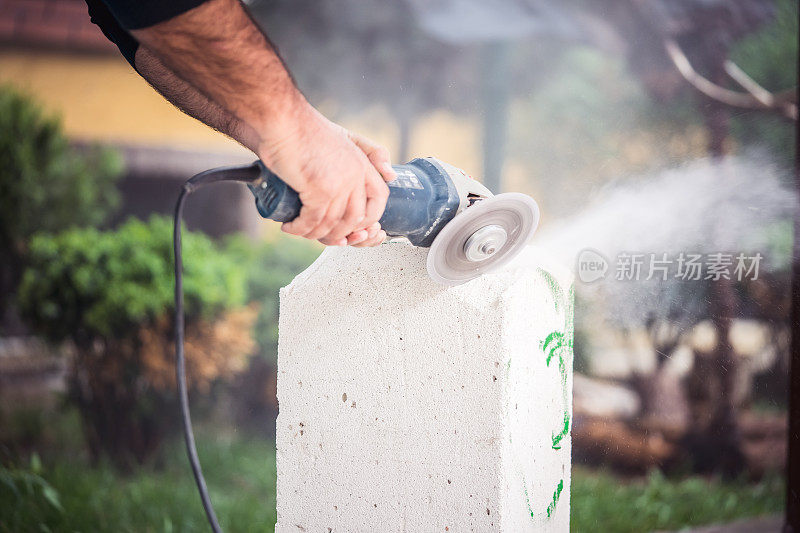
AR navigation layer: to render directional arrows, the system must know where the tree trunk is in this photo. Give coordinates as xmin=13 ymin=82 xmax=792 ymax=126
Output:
xmin=783 ymin=50 xmax=800 ymax=532
xmin=70 ymin=340 xmax=170 ymax=471
xmin=0 ymin=248 xmax=27 ymax=336
xmin=707 ymin=279 xmax=746 ymax=476
xmin=684 ymin=67 xmax=745 ymax=476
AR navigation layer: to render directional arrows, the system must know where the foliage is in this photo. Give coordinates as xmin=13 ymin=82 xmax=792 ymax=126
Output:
xmin=0 ymin=430 xmax=276 ymax=533
xmin=16 ymin=216 xmax=255 ymax=467
xmin=0 ymin=85 xmax=122 ymax=246
xmin=138 ymin=307 xmax=257 ymax=393
xmin=0 ymin=453 xmax=63 ymax=531
xmin=18 ymin=216 xmax=246 ymax=342
xmin=0 ymin=421 xmax=783 ymax=532
xmin=0 ymin=85 xmax=122 ymax=328
xmin=731 ymin=0 xmax=798 ymax=96
xmin=571 ymin=467 xmax=784 ymax=532
xmin=752 ymin=219 xmax=795 ymax=272
xmin=730 ymin=0 xmax=798 ymax=164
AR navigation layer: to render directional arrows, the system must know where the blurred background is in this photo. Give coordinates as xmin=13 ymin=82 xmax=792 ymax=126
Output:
xmin=0 ymin=0 xmax=796 ymax=531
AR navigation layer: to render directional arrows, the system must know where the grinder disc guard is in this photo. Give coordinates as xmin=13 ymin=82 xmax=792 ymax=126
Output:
xmin=426 ymin=193 xmax=540 ymax=286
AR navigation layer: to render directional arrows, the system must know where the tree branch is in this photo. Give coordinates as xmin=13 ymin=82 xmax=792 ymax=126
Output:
xmin=723 ymin=60 xmax=775 ymax=107
xmin=725 ymin=60 xmax=798 ymax=120
xmin=663 ymin=38 xmax=797 ymax=121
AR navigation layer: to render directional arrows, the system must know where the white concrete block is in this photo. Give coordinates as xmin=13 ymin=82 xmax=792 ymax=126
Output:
xmin=276 ymin=242 xmax=573 ymax=532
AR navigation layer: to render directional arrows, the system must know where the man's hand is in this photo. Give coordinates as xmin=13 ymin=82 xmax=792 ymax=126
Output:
xmin=131 ymin=0 xmax=395 ymax=247
xmin=261 ymin=106 xmax=394 ymax=246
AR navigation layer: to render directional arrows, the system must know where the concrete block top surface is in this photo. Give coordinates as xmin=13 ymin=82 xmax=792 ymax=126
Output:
xmin=283 ymin=241 xmax=572 ymax=302
xmin=276 ymin=241 xmax=574 ymax=533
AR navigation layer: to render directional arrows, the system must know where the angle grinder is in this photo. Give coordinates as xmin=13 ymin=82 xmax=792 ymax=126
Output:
xmin=172 ymin=156 xmax=539 ymax=533
xmin=248 ymin=157 xmax=540 ymax=285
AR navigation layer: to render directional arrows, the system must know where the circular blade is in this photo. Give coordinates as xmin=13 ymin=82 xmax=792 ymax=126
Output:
xmin=427 ymin=193 xmax=540 ymax=286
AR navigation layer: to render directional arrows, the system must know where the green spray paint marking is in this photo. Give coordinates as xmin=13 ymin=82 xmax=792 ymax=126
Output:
xmin=541 ymin=331 xmax=563 ymax=365
xmin=541 ymin=335 xmax=570 ymax=449
xmin=537 ymin=269 xmax=574 ymax=452
xmin=546 ymin=479 xmax=564 ymax=518
xmin=552 ymin=410 xmax=569 ymax=450
xmin=523 ymin=476 xmax=566 ymax=520
xmin=537 ymin=268 xmax=564 ymax=315
xmin=524 ymin=484 xmax=534 ymax=517
xmin=566 ymin=284 xmax=575 ymax=340
xmin=517 ymin=272 xmax=574 ymax=522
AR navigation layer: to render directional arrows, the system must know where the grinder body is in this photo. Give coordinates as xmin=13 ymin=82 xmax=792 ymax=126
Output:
xmin=248 ymin=157 xmax=491 ymax=247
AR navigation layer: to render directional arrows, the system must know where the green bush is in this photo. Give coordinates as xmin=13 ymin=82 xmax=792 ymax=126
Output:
xmin=0 ymin=453 xmax=63 ymax=532
xmin=19 ymin=216 xmax=246 ymax=343
xmin=17 ymin=216 xmax=254 ymax=468
xmin=730 ymin=0 xmax=798 ymax=164
xmin=0 ymin=85 xmax=122 ymax=329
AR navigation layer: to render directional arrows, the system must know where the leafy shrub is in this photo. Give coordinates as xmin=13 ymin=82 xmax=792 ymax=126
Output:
xmin=0 ymin=85 xmax=122 ymax=329
xmin=20 ymin=216 xmax=246 ymax=341
xmin=0 ymin=453 xmax=63 ymax=531
xmin=0 ymin=426 xmax=278 ymax=532
xmin=730 ymin=0 xmax=798 ymax=164
xmin=17 ymin=216 xmax=256 ymax=467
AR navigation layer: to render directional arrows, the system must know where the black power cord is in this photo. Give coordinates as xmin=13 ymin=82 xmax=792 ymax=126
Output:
xmin=173 ymin=162 xmax=263 ymax=533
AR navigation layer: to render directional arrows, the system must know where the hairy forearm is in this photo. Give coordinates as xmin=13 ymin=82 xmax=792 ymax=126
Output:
xmin=131 ymin=0 xmax=307 ymax=161
xmin=134 ymin=46 xmax=259 ymax=150
xmin=127 ymin=0 xmax=392 ymax=247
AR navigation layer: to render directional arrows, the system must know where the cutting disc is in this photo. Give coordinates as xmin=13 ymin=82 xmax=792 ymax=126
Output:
xmin=426 ymin=192 xmax=540 ymax=286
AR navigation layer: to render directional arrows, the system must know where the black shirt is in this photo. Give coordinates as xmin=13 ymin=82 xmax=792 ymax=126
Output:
xmin=85 ymin=0 xmax=208 ymax=69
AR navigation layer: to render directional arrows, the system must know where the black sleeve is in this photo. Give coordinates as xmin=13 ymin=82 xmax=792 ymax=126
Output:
xmin=86 ymin=0 xmax=209 ymax=70
xmin=85 ymin=0 xmax=139 ymax=69
xmin=99 ymin=0 xmax=209 ymax=30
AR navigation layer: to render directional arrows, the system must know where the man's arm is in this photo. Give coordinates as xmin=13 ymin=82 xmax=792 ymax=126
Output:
xmin=86 ymin=0 xmax=395 ymax=245
xmin=128 ymin=0 xmax=393 ymax=246
xmin=132 ymin=45 xmax=389 ymax=247
xmin=134 ymin=47 xmax=260 ymax=159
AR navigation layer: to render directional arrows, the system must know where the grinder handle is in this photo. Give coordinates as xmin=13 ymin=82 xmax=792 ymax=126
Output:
xmin=250 ymin=160 xmax=406 ymax=224
xmin=247 ymin=162 xmax=302 ymax=223
xmin=248 ymin=158 xmax=461 ymax=247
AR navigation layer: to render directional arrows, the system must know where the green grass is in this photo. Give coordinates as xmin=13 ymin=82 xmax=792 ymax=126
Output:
xmin=571 ymin=467 xmax=784 ymax=532
xmin=0 ymin=430 xmax=784 ymax=532
xmin=0 ymin=431 xmax=277 ymax=533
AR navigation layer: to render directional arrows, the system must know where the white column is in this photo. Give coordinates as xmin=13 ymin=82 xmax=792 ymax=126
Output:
xmin=276 ymin=242 xmax=573 ymax=532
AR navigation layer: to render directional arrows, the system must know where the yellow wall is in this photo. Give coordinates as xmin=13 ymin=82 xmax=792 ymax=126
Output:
xmin=0 ymin=49 xmax=246 ymax=152
xmin=339 ymin=107 xmax=482 ymax=178
xmin=0 ymin=48 xmax=483 ymax=176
